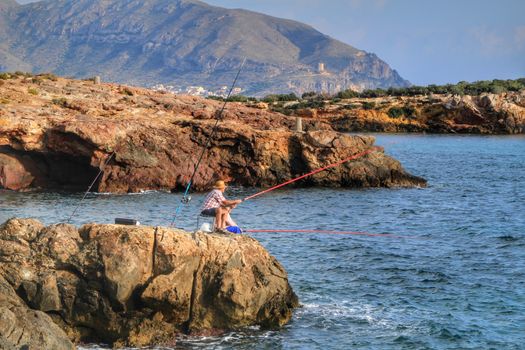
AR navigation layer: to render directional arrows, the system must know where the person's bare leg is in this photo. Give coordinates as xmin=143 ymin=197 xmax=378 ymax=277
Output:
xmin=217 ymin=207 xmax=228 ymax=229
xmin=221 ymin=213 xmax=227 ymax=229
xmin=225 ymin=212 xmax=237 ymax=227
xmin=214 ymin=209 xmax=222 ymax=229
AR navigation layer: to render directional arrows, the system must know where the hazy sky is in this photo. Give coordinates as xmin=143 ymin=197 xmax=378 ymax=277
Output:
xmin=16 ymin=0 xmax=525 ymax=85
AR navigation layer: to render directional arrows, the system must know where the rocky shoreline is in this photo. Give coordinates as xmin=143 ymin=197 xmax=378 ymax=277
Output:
xmin=0 ymin=75 xmax=426 ymax=192
xmin=288 ymin=91 xmax=525 ymax=134
xmin=0 ymin=218 xmax=298 ymax=348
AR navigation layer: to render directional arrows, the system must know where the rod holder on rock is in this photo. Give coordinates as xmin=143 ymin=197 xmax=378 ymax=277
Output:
xmin=295 ymin=117 xmax=303 ymax=133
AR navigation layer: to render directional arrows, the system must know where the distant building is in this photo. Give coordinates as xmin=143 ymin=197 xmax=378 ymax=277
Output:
xmin=151 ymin=83 xmax=243 ymax=97
xmin=318 ymin=62 xmax=325 ymax=73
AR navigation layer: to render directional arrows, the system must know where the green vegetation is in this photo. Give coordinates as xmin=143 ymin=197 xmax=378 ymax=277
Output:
xmin=14 ymin=71 xmax=33 ymax=78
xmin=340 ymin=104 xmax=360 ymax=110
xmin=261 ymin=93 xmax=298 ymax=103
xmin=361 ymin=102 xmax=376 ymax=110
xmin=301 ymin=91 xmax=318 ymax=99
xmin=388 ymin=106 xmax=416 ymax=119
xmin=335 ymin=89 xmax=359 ymax=99
xmin=206 ymin=95 xmax=257 ymax=102
xmin=37 ymin=73 xmax=57 ymax=81
xmin=27 ymin=88 xmax=39 ymax=96
xmin=252 ymin=78 xmax=523 ymax=115
xmin=52 ymin=97 xmax=68 ymax=108
xmin=121 ymin=88 xmax=134 ymax=96
xmin=227 ymin=95 xmax=257 ymax=102
xmin=0 ymin=71 xmax=58 ymax=81
xmin=337 ymin=78 xmax=525 ymax=98
xmin=206 ymin=95 xmax=224 ymax=101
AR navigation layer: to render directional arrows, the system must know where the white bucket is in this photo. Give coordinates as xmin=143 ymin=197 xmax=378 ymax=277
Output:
xmin=200 ymin=223 xmax=212 ymax=232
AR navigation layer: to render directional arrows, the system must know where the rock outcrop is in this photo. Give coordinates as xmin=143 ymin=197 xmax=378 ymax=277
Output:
xmin=300 ymin=91 xmax=525 ymax=134
xmin=0 ymin=218 xmax=298 ymax=347
xmin=0 ymin=74 xmax=426 ymax=192
xmin=0 ymin=276 xmax=74 ymax=350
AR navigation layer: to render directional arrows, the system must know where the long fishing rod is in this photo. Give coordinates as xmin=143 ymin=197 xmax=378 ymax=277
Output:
xmin=170 ymin=58 xmax=247 ymax=227
xmin=243 ymin=146 xmax=381 ymax=201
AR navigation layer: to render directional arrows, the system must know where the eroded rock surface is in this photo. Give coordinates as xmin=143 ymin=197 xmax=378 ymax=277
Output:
xmin=303 ymin=91 xmax=525 ymax=134
xmin=0 ymin=218 xmax=298 ymax=347
xmin=0 ymin=75 xmax=425 ymax=192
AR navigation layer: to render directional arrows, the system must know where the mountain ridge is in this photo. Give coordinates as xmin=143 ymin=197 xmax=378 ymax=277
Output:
xmin=0 ymin=0 xmax=410 ymax=96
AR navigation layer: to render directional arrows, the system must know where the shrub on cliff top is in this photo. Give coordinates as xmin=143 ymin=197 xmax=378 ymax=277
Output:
xmin=37 ymin=73 xmax=57 ymax=81
xmin=262 ymin=93 xmax=299 ymax=103
xmin=331 ymin=78 xmax=524 ymax=100
xmin=207 ymin=95 xmax=224 ymax=101
xmin=52 ymin=97 xmax=68 ymax=108
xmin=341 ymin=104 xmax=359 ymax=110
xmin=121 ymin=87 xmax=134 ymax=96
xmin=14 ymin=71 xmax=32 ymax=77
xmin=362 ymin=101 xmax=376 ymax=110
xmin=388 ymin=106 xmax=416 ymax=119
xmin=226 ymin=95 xmax=257 ymax=102
xmin=336 ymin=89 xmax=359 ymax=99
xmin=301 ymin=91 xmax=318 ymax=99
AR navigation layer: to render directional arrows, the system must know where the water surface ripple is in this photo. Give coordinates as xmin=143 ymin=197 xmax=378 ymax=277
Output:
xmin=1 ymin=134 xmax=524 ymax=349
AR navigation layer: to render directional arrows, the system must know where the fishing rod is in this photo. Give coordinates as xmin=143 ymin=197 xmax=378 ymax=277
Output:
xmin=242 ymin=146 xmax=381 ymax=201
xmin=170 ymin=58 xmax=247 ymax=227
xmin=66 ymin=148 xmax=117 ymax=224
xmin=241 ymin=139 xmax=403 ymax=202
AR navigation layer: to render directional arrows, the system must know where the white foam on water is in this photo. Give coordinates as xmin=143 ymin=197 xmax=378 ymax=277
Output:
xmin=92 ymin=189 xmax=168 ymax=196
xmin=297 ymin=300 xmax=426 ymax=335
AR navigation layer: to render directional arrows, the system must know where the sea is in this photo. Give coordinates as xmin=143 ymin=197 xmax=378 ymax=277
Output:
xmin=1 ymin=134 xmax=524 ymax=350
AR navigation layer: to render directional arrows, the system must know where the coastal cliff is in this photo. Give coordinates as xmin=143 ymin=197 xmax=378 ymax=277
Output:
xmin=0 ymin=74 xmax=426 ymax=192
xmin=0 ymin=218 xmax=298 ymax=348
xmin=289 ymin=91 xmax=525 ymax=134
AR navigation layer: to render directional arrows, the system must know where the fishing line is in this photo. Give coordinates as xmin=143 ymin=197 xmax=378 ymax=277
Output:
xmin=66 ymin=150 xmax=117 ymax=224
xmin=64 ymin=133 xmax=136 ymax=224
xmin=170 ymin=58 xmax=247 ymax=227
xmin=244 ymin=229 xmax=407 ymax=238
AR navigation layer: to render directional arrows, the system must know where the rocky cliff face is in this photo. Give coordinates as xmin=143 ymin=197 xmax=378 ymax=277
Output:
xmin=0 ymin=0 xmax=409 ymax=96
xmin=0 ymin=218 xmax=298 ymax=347
xmin=293 ymin=91 xmax=525 ymax=134
xmin=0 ymin=74 xmax=426 ymax=192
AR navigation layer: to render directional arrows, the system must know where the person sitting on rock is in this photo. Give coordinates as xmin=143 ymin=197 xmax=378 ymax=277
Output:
xmin=201 ymin=180 xmax=242 ymax=232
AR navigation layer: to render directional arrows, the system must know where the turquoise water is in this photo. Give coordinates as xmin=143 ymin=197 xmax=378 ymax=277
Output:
xmin=1 ymin=134 xmax=524 ymax=349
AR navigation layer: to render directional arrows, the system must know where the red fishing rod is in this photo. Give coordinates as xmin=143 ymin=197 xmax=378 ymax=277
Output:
xmin=235 ymin=144 xmax=421 ymax=239
xmin=243 ymin=146 xmax=381 ymax=201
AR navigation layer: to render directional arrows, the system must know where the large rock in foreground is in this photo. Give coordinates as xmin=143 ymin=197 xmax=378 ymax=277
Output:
xmin=0 ymin=218 xmax=298 ymax=348
xmin=0 ymin=75 xmax=426 ymax=192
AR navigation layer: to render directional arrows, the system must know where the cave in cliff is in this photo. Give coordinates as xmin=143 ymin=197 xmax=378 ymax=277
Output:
xmin=0 ymin=146 xmax=100 ymax=191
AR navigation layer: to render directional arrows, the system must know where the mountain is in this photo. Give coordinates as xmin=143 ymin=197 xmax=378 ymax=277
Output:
xmin=0 ymin=0 xmax=410 ymax=96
